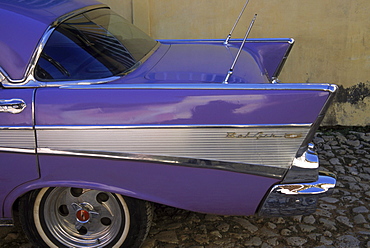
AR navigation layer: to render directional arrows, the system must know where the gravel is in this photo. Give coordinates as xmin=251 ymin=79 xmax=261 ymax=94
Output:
xmin=1 ymin=127 xmax=370 ymax=247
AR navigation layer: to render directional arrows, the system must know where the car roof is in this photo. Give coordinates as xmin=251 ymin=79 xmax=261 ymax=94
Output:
xmin=0 ymin=0 xmax=102 ymax=80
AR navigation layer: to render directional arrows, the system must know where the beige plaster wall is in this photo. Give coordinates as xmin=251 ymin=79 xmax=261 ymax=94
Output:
xmin=101 ymin=0 xmax=370 ymax=126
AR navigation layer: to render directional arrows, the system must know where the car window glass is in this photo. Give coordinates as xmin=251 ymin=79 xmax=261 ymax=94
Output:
xmin=35 ymin=8 xmax=157 ymax=81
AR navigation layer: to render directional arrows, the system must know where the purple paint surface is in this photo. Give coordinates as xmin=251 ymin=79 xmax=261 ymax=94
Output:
xmin=145 ymin=44 xmax=268 ymax=84
xmin=3 ymin=155 xmax=279 ymax=217
xmin=0 ymin=1 xmax=334 ymax=221
xmin=36 ymin=87 xmax=329 ymax=126
xmin=0 ymin=153 xmax=39 ymax=218
xmin=159 ymin=39 xmax=293 ymax=81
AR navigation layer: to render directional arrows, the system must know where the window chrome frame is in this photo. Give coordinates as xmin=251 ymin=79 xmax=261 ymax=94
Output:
xmin=0 ymin=4 xmax=160 ymax=88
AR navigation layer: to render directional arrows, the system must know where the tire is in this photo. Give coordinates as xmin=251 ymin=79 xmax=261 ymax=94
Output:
xmin=19 ymin=187 xmax=153 ymax=248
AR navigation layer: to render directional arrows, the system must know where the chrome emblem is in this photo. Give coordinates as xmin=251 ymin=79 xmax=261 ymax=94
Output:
xmin=226 ymin=132 xmax=302 ymax=139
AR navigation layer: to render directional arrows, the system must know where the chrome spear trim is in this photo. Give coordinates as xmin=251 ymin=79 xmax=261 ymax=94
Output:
xmin=224 ymin=0 xmax=251 ymax=45
xmin=223 ymin=14 xmax=257 ymax=84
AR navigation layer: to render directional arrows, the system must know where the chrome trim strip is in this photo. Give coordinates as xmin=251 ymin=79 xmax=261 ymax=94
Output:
xmin=35 ymin=123 xmax=312 ymax=130
xmin=0 ymin=26 xmax=55 ymax=87
xmin=0 ymin=147 xmax=35 ymax=154
xmin=297 ymin=84 xmax=338 ymax=157
xmin=60 ymin=83 xmax=337 ymax=92
xmin=272 ymin=39 xmax=294 ymax=79
xmin=42 ymin=76 xmax=121 ymax=87
xmin=0 ymin=126 xmax=33 ymax=130
xmin=38 ymin=148 xmax=286 ymax=179
xmin=36 ymin=126 xmax=310 ymax=169
xmin=0 ymin=70 xmax=5 ymax=82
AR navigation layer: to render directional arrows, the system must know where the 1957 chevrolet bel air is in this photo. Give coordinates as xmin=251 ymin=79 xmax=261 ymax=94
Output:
xmin=0 ymin=0 xmax=337 ymax=247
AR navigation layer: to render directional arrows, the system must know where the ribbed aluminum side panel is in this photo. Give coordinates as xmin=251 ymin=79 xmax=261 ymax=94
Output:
xmin=0 ymin=129 xmax=35 ymax=149
xmin=37 ymin=126 xmax=310 ymax=168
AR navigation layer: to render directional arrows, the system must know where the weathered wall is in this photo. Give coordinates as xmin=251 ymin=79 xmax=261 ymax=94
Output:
xmin=100 ymin=0 xmax=370 ymax=126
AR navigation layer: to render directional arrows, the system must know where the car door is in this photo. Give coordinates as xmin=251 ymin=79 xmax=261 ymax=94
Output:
xmin=0 ymin=87 xmax=39 ymax=217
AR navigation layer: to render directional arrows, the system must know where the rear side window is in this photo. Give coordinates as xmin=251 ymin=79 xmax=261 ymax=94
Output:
xmin=35 ymin=8 xmax=157 ymax=81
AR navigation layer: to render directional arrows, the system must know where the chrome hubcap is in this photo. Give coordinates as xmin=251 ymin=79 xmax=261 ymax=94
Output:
xmin=39 ymin=187 xmax=128 ymax=247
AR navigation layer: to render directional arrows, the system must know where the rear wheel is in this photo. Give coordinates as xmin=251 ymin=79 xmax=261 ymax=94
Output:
xmin=19 ymin=187 xmax=152 ymax=248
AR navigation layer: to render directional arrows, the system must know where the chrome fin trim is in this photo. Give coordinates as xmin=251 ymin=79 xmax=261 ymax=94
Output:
xmin=36 ymin=125 xmax=311 ymax=170
xmin=297 ymin=84 xmax=338 ymax=157
xmin=282 ymin=143 xmax=319 ymax=183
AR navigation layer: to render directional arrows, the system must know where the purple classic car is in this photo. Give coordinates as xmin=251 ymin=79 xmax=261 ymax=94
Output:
xmin=0 ymin=0 xmax=337 ymax=247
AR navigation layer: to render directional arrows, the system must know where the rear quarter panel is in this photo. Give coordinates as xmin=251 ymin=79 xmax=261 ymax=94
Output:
xmin=26 ymin=85 xmax=331 ymax=215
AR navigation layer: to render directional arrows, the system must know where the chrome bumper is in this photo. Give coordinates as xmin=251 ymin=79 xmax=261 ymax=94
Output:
xmin=258 ymin=171 xmax=336 ymax=216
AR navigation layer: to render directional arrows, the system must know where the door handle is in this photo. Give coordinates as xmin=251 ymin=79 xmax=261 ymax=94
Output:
xmin=0 ymin=99 xmax=27 ymax=114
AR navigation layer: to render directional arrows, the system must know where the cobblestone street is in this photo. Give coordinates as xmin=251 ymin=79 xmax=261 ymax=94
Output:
xmin=1 ymin=128 xmax=370 ymax=247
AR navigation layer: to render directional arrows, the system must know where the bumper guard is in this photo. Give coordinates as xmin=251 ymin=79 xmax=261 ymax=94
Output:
xmin=258 ymin=171 xmax=336 ymax=216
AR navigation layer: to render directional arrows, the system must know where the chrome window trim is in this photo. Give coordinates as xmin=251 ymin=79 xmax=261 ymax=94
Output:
xmin=0 ymin=27 xmax=56 ymax=87
xmin=60 ymin=83 xmax=337 ymax=92
xmin=0 ymin=4 xmax=160 ymax=88
xmin=40 ymin=77 xmax=121 ymax=87
xmin=1 ymin=4 xmax=109 ymax=86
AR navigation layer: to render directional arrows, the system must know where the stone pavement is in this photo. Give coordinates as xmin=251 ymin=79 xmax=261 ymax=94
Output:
xmin=1 ymin=127 xmax=369 ymax=247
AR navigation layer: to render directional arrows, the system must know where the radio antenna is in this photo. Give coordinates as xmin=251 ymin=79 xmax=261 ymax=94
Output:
xmin=224 ymin=0 xmax=251 ymax=45
xmin=222 ymin=14 xmax=257 ymax=84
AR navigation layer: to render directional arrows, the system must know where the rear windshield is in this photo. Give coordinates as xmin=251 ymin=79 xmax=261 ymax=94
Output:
xmin=35 ymin=8 xmax=157 ymax=81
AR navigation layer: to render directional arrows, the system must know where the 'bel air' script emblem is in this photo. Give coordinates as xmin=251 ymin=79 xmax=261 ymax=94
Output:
xmin=226 ymin=132 xmax=302 ymax=139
